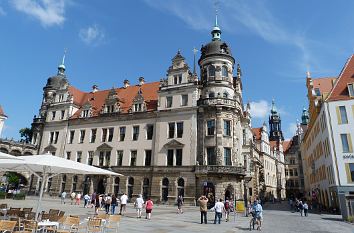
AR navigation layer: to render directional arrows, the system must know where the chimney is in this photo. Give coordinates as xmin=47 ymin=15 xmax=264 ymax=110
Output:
xmin=92 ymin=85 xmax=98 ymax=93
xmin=138 ymin=76 xmax=145 ymax=86
xmin=123 ymin=79 xmax=130 ymax=88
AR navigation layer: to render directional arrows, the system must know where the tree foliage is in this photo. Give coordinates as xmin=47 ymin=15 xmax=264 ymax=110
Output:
xmin=19 ymin=127 xmax=32 ymax=143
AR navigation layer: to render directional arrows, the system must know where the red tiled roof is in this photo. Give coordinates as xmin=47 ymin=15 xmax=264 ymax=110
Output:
xmin=252 ymin=128 xmax=262 ymax=140
xmin=69 ymin=82 xmax=160 ymax=118
xmin=283 ymin=140 xmax=292 ymax=154
xmin=313 ymin=77 xmax=336 ymax=95
xmin=270 ymin=140 xmax=278 ymax=149
xmin=327 ymin=55 xmax=354 ymax=101
xmin=0 ymin=105 xmax=6 ymax=117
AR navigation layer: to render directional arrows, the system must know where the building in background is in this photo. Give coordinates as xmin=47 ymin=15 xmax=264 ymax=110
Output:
xmin=0 ymin=106 xmax=7 ymax=138
xmin=302 ymin=56 xmax=354 ymax=219
xmin=28 ymin=18 xmax=257 ymax=205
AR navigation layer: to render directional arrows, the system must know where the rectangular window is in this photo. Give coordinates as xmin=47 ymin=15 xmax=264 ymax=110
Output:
xmin=99 ymin=152 xmax=104 ymax=166
xmin=133 ymin=126 xmax=139 ymax=141
xmin=339 ymin=106 xmax=348 ymax=124
xmin=168 ymin=123 xmax=175 ymax=138
xmin=51 ymin=111 xmax=56 ymax=120
xmin=69 ymin=130 xmax=74 ymax=144
xmin=58 ymin=94 xmax=64 ymax=102
xmin=145 ymin=150 xmax=152 ymax=166
xmin=82 ymin=109 xmax=89 ymax=118
xmin=348 ymin=83 xmax=354 ymax=97
xmin=176 ymin=149 xmax=182 ymax=166
xmin=224 ymin=148 xmax=232 ymax=165
xmin=243 ymin=129 xmax=247 ymax=145
xmin=285 ymin=169 xmax=288 ymax=176
xmin=119 ymin=127 xmax=126 ymax=141
xmin=77 ymin=151 xmax=82 ymax=163
xmin=105 ymin=151 xmax=111 ymax=166
xmin=341 ymin=134 xmax=353 ymax=153
xmin=294 ymin=169 xmax=298 ymax=176
xmin=224 ymin=120 xmax=231 ymax=136
xmin=60 ymin=110 xmax=65 ymax=120
xmin=166 ymin=96 xmax=173 ymax=108
xmin=207 ymin=120 xmax=215 ymax=136
xmin=102 ymin=128 xmax=107 ymax=142
xmin=146 ymin=124 xmax=154 ymax=140
xmin=88 ymin=151 xmax=94 ymax=165
xmin=181 ymin=95 xmax=188 ymax=106
xmin=66 ymin=151 xmax=71 ymax=160
xmin=54 ymin=131 xmax=59 ymax=144
xmin=289 ymin=170 xmax=293 ymax=176
xmin=207 ymin=147 xmax=216 ymax=165
xmin=177 ymin=122 xmax=183 ymax=138
xmin=90 ymin=129 xmax=97 ymax=143
xmin=49 ymin=132 xmax=54 ymax=144
xmin=130 ymin=150 xmax=137 ymax=166
xmin=167 ymin=149 xmax=174 ymax=166
xmin=345 ymin=163 xmax=354 ymax=182
xmin=314 ymin=88 xmax=321 ymax=96
xmin=79 ymin=130 xmax=85 ymax=143
xmin=108 ymin=128 xmax=114 ymax=142
xmin=117 ymin=150 xmax=123 ymax=166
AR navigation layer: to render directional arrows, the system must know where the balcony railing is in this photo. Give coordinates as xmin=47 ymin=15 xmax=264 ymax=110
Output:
xmin=198 ymin=98 xmax=237 ymax=107
xmin=195 ymin=165 xmax=245 ymax=175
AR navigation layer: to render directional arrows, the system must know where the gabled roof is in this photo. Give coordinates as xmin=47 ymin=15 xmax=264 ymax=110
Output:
xmin=327 ymin=55 xmax=354 ymax=101
xmin=69 ymin=82 xmax=160 ymax=119
xmin=283 ymin=140 xmax=292 ymax=154
xmin=0 ymin=105 xmax=7 ymax=118
xmin=251 ymin=128 xmax=262 ymax=140
xmin=313 ymin=77 xmax=336 ymax=96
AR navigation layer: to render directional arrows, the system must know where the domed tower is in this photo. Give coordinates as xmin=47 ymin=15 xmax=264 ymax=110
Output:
xmin=269 ymin=99 xmax=284 ymax=141
xmin=196 ymin=15 xmax=245 ymax=201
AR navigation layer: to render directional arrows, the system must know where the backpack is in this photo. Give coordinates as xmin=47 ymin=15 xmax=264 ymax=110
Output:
xmin=225 ymin=201 xmax=230 ymax=210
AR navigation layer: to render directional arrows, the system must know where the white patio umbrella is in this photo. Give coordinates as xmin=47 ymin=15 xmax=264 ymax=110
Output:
xmin=0 ymin=152 xmax=24 ymax=160
xmin=0 ymin=153 xmax=123 ymax=220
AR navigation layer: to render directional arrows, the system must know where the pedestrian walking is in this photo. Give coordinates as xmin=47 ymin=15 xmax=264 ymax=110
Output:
xmin=145 ymin=197 xmax=154 ymax=220
xmin=70 ymin=191 xmax=76 ymax=205
xmin=90 ymin=192 xmax=96 ymax=208
xmin=213 ymin=198 xmax=225 ymax=224
xmin=111 ymin=194 xmax=118 ymax=215
xmin=224 ymin=198 xmax=230 ymax=222
xmin=299 ymin=200 xmax=304 ymax=216
xmin=95 ymin=195 xmax=100 ymax=215
xmin=61 ymin=191 xmax=67 ymax=204
xmin=198 ymin=195 xmax=208 ymax=224
xmin=135 ymin=194 xmax=144 ymax=218
xmin=105 ymin=194 xmax=112 ymax=214
xmin=84 ymin=193 xmax=90 ymax=208
xmin=119 ymin=193 xmax=128 ymax=215
xmin=303 ymin=201 xmax=309 ymax=217
xmin=177 ymin=195 xmax=184 ymax=214
xmin=75 ymin=193 xmax=81 ymax=205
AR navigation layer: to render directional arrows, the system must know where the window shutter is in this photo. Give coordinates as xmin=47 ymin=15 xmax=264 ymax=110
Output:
xmin=348 ymin=134 xmax=353 ymax=153
xmin=345 ymin=163 xmax=353 ymax=183
xmin=336 ymin=106 xmax=342 ymax=124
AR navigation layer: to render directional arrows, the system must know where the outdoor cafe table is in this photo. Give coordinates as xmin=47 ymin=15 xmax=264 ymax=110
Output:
xmin=38 ymin=220 xmax=59 ymax=232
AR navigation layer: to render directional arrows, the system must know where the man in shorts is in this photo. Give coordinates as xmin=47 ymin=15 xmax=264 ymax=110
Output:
xmin=119 ymin=193 xmax=128 ymax=215
xmin=134 ymin=194 xmax=144 ymax=218
xmin=252 ymin=200 xmax=263 ymax=230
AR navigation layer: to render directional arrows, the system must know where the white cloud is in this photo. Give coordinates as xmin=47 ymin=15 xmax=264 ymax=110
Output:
xmin=0 ymin=6 xmax=6 ymax=16
xmin=12 ymin=0 xmax=66 ymax=27
xmin=249 ymin=100 xmax=270 ymax=119
xmin=79 ymin=24 xmax=105 ymax=46
xmin=288 ymin=122 xmax=298 ymax=137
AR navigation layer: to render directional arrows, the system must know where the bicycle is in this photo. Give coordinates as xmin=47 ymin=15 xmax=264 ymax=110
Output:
xmin=249 ymin=211 xmax=260 ymax=231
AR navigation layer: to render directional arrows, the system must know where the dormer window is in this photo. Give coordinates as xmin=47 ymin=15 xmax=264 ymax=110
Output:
xmin=348 ymin=83 xmax=354 ymax=97
xmin=208 ymin=65 xmax=215 ymax=77
xmin=222 ymin=66 xmax=228 ymax=77
xmin=134 ymin=103 xmax=142 ymax=112
xmin=174 ymin=74 xmax=182 ymax=84
xmin=105 ymin=105 xmax=115 ymax=113
xmin=81 ymin=109 xmax=90 ymax=118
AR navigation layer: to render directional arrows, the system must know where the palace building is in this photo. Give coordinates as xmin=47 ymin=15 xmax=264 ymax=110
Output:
xmin=28 ymin=18 xmax=256 ymax=205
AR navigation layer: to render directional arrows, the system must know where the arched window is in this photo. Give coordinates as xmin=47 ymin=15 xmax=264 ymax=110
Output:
xmin=162 ymin=178 xmax=169 ymax=202
xmin=47 ymin=177 xmax=52 ymax=192
xmin=209 ymin=92 xmax=215 ymax=98
xmin=0 ymin=148 xmax=8 ymax=153
xmin=143 ymin=178 xmax=150 ymax=200
xmin=177 ymin=178 xmax=185 ymax=197
xmin=223 ymin=92 xmax=229 ymax=99
xmin=208 ymin=65 xmax=215 ymax=77
xmin=128 ymin=177 xmax=134 ymax=199
xmin=222 ymin=66 xmax=228 ymax=77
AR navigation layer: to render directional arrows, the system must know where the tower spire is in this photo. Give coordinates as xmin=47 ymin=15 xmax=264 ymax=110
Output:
xmin=211 ymin=0 xmax=221 ymax=41
xmin=58 ymin=48 xmax=67 ymax=75
xmin=193 ymin=47 xmax=198 ymax=74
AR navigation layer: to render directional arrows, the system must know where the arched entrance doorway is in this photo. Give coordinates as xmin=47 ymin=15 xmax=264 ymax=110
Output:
xmin=128 ymin=177 xmax=134 ymax=200
xmin=114 ymin=177 xmax=120 ymax=196
xmin=224 ymin=184 xmax=234 ymax=201
xmin=203 ymin=181 xmax=215 ymax=209
xmin=97 ymin=178 xmax=106 ymax=194
xmin=143 ymin=178 xmax=149 ymax=200
xmin=83 ymin=176 xmax=91 ymax=195
xmin=162 ymin=178 xmax=169 ymax=202
xmin=61 ymin=175 xmax=66 ymax=194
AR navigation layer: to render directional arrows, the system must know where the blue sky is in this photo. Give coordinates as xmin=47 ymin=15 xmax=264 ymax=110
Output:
xmin=0 ymin=0 xmax=353 ymax=140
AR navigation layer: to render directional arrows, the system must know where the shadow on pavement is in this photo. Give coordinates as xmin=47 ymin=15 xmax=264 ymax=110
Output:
xmin=321 ymin=217 xmax=344 ymax=222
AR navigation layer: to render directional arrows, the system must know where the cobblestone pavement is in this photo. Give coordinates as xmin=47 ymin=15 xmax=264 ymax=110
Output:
xmin=2 ymin=197 xmax=354 ymax=233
